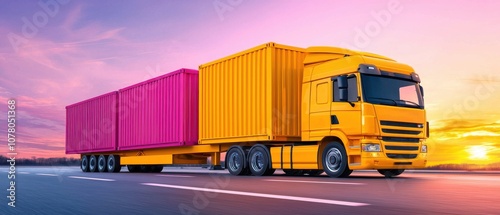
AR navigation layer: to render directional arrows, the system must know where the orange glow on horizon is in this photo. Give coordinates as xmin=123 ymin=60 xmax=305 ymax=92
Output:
xmin=427 ymin=119 xmax=500 ymax=166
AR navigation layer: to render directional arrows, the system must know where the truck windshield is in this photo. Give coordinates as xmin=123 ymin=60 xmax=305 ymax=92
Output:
xmin=361 ymin=74 xmax=424 ymax=109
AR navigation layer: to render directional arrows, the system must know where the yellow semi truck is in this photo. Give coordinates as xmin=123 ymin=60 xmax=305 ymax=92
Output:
xmin=67 ymin=42 xmax=428 ymax=177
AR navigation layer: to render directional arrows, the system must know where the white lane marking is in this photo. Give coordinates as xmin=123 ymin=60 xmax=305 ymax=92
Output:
xmin=264 ymin=179 xmax=364 ymax=185
xmin=36 ymin=173 xmax=58 ymax=177
xmin=19 ymin=172 xmax=30 ymax=174
xmin=142 ymin=183 xmax=369 ymax=207
xmin=156 ymin=175 xmax=194 ymax=178
xmin=68 ymin=176 xmax=115 ymax=182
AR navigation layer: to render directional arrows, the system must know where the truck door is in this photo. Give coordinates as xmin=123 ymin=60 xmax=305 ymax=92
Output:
xmin=309 ymin=78 xmax=332 ymax=140
xmin=331 ymin=74 xmax=362 ymax=136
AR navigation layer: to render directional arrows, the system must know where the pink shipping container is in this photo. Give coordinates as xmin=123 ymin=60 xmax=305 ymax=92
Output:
xmin=118 ymin=68 xmax=199 ymax=150
xmin=66 ymin=92 xmax=118 ymax=154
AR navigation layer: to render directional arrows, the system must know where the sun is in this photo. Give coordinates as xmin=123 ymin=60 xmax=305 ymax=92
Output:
xmin=467 ymin=145 xmax=489 ymax=160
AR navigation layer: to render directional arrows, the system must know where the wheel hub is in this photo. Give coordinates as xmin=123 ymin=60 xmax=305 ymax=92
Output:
xmin=325 ymin=148 xmax=342 ymax=173
xmin=251 ymin=151 xmax=264 ymax=171
xmin=229 ymin=152 xmax=241 ymax=171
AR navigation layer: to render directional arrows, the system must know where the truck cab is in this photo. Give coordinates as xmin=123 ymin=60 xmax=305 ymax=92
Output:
xmin=301 ymin=46 xmax=428 ymax=177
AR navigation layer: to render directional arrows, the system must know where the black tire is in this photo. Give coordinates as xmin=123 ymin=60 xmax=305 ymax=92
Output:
xmin=127 ymin=165 xmax=140 ymax=173
xmin=322 ymin=142 xmax=350 ymax=178
xmin=283 ymin=169 xmax=305 ymax=176
xmin=140 ymin=165 xmax=153 ymax=173
xmin=264 ymin=168 xmax=276 ymax=176
xmin=340 ymin=169 xmax=353 ymax=177
xmin=248 ymin=146 xmax=272 ymax=176
xmin=81 ymin=155 xmax=89 ymax=172
xmin=306 ymin=170 xmax=324 ymax=176
xmin=378 ymin=169 xmax=405 ymax=178
xmin=226 ymin=147 xmax=248 ymax=176
xmin=97 ymin=155 xmax=107 ymax=172
xmin=107 ymin=155 xmax=121 ymax=173
xmin=151 ymin=165 xmax=164 ymax=173
xmin=89 ymin=155 xmax=98 ymax=172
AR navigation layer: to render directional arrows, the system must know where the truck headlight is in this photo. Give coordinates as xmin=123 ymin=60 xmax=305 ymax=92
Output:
xmin=362 ymin=144 xmax=381 ymax=152
xmin=421 ymin=145 xmax=427 ymax=153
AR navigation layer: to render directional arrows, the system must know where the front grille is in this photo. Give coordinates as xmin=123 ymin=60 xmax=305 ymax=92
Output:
xmin=385 ymin=146 xmax=419 ymax=151
xmin=380 ymin=120 xmax=423 ymax=128
xmin=382 ymin=137 xmax=419 ymax=143
xmin=395 ymin=162 xmax=412 ymax=165
xmin=380 ymin=120 xmax=423 ymax=136
xmin=380 ymin=120 xmax=423 ymax=160
xmin=386 ymin=154 xmax=418 ymax=159
xmin=382 ymin=129 xmax=421 ymax=135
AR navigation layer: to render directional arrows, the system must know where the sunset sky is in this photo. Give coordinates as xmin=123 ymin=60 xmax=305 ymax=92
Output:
xmin=0 ymin=1 xmax=499 ymax=165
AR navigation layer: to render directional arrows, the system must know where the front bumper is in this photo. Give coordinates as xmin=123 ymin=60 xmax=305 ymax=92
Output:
xmin=350 ymin=138 xmax=427 ymax=170
xmin=354 ymin=152 xmax=427 ymax=169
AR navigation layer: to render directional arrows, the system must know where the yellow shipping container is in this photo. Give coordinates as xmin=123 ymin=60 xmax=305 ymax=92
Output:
xmin=199 ymin=43 xmax=306 ymax=144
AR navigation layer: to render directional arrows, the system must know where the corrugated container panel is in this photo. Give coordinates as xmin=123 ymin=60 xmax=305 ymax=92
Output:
xmin=199 ymin=43 xmax=306 ymax=144
xmin=118 ymin=68 xmax=198 ymax=150
xmin=66 ymin=92 xmax=118 ymax=154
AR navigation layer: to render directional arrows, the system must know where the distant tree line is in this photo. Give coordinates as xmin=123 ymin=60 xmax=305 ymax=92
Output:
xmin=0 ymin=155 xmax=79 ymax=166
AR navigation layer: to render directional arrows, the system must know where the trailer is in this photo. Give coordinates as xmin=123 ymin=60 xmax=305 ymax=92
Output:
xmin=66 ymin=43 xmax=428 ymax=177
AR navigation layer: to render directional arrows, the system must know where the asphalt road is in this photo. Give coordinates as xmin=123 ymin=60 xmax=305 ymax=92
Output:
xmin=1 ymin=166 xmax=499 ymax=215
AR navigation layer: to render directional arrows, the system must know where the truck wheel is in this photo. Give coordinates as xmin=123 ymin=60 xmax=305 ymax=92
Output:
xmin=151 ymin=165 xmax=164 ymax=173
xmin=107 ymin=155 xmax=121 ymax=173
xmin=322 ymin=142 xmax=350 ymax=178
xmin=226 ymin=147 xmax=248 ymax=175
xmin=264 ymin=168 xmax=276 ymax=176
xmin=97 ymin=155 xmax=107 ymax=172
xmin=378 ymin=169 xmax=405 ymax=178
xmin=140 ymin=165 xmax=152 ymax=173
xmin=340 ymin=169 xmax=353 ymax=177
xmin=127 ymin=165 xmax=140 ymax=173
xmin=248 ymin=146 xmax=271 ymax=176
xmin=89 ymin=155 xmax=98 ymax=172
xmin=81 ymin=155 xmax=89 ymax=172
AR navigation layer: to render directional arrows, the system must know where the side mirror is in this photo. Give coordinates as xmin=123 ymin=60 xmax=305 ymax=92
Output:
xmin=337 ymin=76 xmax=348 ymax=102
xmin=337 ymin=76 xmax=348 ymax=88
xmin=419 ymin=85 xmax=424 ymax=97
xmin=339 ymin=88 xmax=348 ymax=101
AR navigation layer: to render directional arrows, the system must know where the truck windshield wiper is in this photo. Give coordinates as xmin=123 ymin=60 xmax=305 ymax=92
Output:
xmin=396 ymin=99 xmax=421 ymax=108
xmin=367 ymin=97 xmax=399 ymax=106
xmin=368 ymin=97 xmax=422 ymax=108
